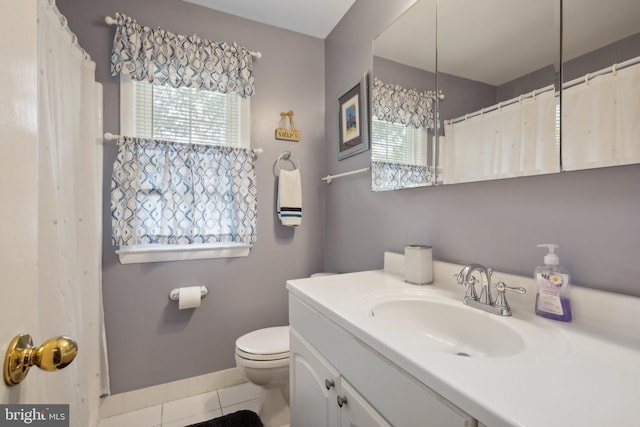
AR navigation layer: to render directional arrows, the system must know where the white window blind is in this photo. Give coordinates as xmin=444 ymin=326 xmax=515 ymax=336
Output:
xmin=371 ymin=117 xmax=428 ymax=165
xmin=121 ymin=76 xmax=250 ymax=148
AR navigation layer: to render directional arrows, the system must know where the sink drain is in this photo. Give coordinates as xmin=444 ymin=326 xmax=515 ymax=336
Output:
xmin=456 ymin=352 xmax=471 ymax=357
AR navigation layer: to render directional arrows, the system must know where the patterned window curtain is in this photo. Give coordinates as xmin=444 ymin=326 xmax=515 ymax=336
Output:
xmin=110 ymin=12 xmax=255 ymax=97
xmin=111 ymin=137 xmax=257 ymax=247
xmin=372 ymin=77 xmax=436 ymax=129
xmin=371 ymin=161 xmax=433 ymax=192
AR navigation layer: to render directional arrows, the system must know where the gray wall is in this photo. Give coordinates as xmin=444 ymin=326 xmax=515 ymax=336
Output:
xmin=57 ymin=0 xmax=325 ymax=394
xmin=325 ymin=1 xmax=640 ymax=296
xmin=497 ymin=65 xmax=556 ymax=102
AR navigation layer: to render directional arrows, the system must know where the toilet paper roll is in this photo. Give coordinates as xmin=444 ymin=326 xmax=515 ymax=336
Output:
xmin=178 ymin=286 xmax=202 ymax=309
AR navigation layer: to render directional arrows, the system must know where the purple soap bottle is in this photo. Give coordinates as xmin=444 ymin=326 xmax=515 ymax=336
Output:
xmin=534 ymin=244 xmax=572 ymax=322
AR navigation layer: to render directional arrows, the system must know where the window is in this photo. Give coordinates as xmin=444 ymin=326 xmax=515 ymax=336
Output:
xmin=120 ymin=76 xmax=250 ymax=148
xmin=371 ymin=117 xmax=428 ymax=166
xmin=116 ymin=77 xmax=254 ymax=264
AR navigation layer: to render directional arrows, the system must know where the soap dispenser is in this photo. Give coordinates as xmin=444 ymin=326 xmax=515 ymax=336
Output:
xmin=534 ymin=244 xmax=572 ymax=322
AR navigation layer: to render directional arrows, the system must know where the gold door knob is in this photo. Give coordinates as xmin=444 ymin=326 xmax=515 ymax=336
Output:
xmin=3 ymin=333 xmax=78 ymax=386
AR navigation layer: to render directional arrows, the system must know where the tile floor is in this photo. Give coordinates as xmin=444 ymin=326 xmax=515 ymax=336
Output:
xmin=98 ymin=368 xmax=261 ymax=427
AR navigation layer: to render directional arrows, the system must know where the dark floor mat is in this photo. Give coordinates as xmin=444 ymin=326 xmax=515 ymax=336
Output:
xmin=185 ymin=410 xmax=263 ymax=427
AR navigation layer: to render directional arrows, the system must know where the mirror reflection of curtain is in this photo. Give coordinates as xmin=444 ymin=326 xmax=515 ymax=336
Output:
xmin=371 ymin=161 xmax=433 ymax=191
xmin=562 ymin=59 xmax=640 ymax=171
xmin=442 ymin=88 xmax=559 ymax=184
xmin=371 ymin=77 xmax=436 ymax=191
xmin=38 ymin=2 xmax=107 ymax=424
xmin=372 ymin=77 xmax=436 ymax=130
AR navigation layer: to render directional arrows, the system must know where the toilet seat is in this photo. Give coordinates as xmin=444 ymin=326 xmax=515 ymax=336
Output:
xmin=236 ymin=348 xmax=288 ymax=361
xmin=235 ymin=326 xmax=289 ymax=362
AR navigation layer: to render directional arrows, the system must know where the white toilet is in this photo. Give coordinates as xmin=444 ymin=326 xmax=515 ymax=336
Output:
xmin=235 ymin=326 xmax=290 ymax=427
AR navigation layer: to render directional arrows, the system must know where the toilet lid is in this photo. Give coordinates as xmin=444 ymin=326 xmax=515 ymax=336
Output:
xmin=236 ymin=326 xmax=289 ymax=357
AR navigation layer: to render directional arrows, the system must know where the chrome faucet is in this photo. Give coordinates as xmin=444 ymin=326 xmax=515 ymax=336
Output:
xmin=454 ymin=264 xmax=526 ymax=316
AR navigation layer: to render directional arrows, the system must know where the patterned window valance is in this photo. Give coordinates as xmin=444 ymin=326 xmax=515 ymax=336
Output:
xmin=111 ymin=137 xmax=258 ymax=247
xmin=372 ymin=77 xmax=436 ymax=129
xmin=110 ymin=12 xmax=255 ymax=97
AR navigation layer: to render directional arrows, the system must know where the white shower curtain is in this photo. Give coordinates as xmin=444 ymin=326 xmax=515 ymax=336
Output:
xmin=442 ymin=88 xmax=559 ymax=184
xmin=37 ymin=1 xmax=107 ymax=426
xmin=562 ymin=60 xmax=640 ymax=171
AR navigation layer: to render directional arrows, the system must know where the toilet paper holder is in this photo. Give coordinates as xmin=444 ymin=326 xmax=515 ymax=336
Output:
xmin=169 ymin=286 xmax=209 ymax=301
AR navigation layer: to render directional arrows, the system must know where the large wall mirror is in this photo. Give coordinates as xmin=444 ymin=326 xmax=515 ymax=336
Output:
xmin=371 ymin=0 xmax=640 ymax=191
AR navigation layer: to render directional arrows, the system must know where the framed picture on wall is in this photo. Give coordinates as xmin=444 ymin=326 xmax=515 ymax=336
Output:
xmin=338 ymin=73 xmax=369 ymax=160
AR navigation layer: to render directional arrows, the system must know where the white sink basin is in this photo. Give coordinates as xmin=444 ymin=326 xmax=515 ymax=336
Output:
xmin=366 ymin=297 xmax=527 ymax=358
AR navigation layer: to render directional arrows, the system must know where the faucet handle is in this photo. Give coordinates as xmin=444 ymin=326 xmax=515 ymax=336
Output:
xmin=454 ymin=273 xmax=479 ymax=301
xmin=453 ymin=272 xmax=478 ymax=287
xmin=494 ymin=282 xmax=526 ymax=311
xmin=495 ymin=282 xmax=526 ymax=294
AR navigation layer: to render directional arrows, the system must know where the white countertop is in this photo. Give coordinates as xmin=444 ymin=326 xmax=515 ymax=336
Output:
xmin=287 ymin=259 xmax=640 ymax=427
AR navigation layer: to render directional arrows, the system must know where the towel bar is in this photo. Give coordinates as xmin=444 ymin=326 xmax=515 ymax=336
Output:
xmin=321 ymin=167 xmax=371 ymax=184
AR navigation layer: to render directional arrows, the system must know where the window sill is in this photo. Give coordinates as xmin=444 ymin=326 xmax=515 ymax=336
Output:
xmin=115 ymin=243 xmax=252 ymax=264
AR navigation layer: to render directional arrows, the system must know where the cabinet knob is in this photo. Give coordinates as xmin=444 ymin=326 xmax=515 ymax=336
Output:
xmin=337 ymin=395 xmax=348 ymax=407
xmin=325 ymin=379 xmax=335 ymax=390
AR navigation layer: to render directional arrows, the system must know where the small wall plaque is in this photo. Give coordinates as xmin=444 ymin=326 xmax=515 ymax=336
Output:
xmin=275 ymin=111 xmax=301 ymax=142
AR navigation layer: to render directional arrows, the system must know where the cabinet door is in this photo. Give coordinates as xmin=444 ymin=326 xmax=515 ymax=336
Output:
xmin=338 ymin=379 xmax=391 ymax=427
xmin=290 ymin=329 xmax=340 ymax=427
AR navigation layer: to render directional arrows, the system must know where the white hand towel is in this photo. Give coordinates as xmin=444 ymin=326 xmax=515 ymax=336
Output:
xmin=278 ymin=169 xmax=302 ymax=226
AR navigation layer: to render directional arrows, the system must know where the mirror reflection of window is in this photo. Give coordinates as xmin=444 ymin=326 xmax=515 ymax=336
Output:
xmin=371 ymin=118 xmax=427 ymax=166
xmin=370 ymin=76 xmax=437 ymax=191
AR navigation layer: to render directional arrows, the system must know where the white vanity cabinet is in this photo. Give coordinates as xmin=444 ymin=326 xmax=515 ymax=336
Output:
xmin=289 ymin=294 xmax=477 ymax=427
xmin=290 ymin=329 xmax=391 ymax=427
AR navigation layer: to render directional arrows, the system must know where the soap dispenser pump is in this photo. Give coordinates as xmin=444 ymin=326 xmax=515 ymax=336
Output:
xmin=534 ymin=244 xmax=572 ymax=322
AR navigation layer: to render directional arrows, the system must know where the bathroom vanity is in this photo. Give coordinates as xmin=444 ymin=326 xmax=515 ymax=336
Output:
xmin=289 ymin=295 xmax=475 ymax=427
xmin=287 ymin=256 xmax=640 ymax=427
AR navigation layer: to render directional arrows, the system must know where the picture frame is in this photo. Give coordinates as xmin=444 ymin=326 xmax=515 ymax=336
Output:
xmin=338 ymin=73 xmax=369 ymax=160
